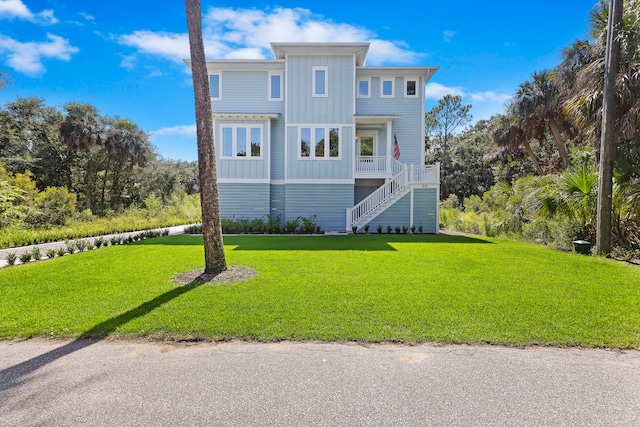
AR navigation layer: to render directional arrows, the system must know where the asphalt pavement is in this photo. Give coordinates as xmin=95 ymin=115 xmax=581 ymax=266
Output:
xmin=1 ymin=340 xmax=638 ymax=426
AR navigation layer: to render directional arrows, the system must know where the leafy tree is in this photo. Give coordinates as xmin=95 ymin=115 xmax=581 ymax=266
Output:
xmin=489 ymin=112 xmax=544 ymax=175
xmin=425 ymin=95 xmax=472 ymax=198
xmin=186 ymin=0 xmax=227 ymax=274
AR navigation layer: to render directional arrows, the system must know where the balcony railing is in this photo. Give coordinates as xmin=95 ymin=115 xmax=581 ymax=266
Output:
xmin=355 ymin=156 xmax=388 ymax=175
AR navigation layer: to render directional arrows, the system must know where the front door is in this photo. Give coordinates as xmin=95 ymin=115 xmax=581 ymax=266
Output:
xmin=356 ymin=134 xmax=376 ymax=157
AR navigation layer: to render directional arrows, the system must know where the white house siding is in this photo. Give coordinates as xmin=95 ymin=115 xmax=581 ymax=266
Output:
xmin=286 ymin=55 xmax=355 ymax=124
xmin=412 ymin=188 xmax=438 ymax=233
xmin=285 ymin=125 xmax=354 ymax=180
xmin=284 ymin=184 xmax=354 ymax=232
xmin=356 ymin=76 xmax=424 ymax=166
xmin=218 ymin=184 xmax=271 ymax=219
xmin=215 ymin=119 xmax=269 ymax=180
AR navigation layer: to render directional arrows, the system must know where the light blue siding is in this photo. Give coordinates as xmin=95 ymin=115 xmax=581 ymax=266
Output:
xmin=286 ymin=126 xmax=354 ymax=180
xmin=354 ymin=179 xmax=384 ymax=204
xmin=270 ymin=184 xmax=286 ymax=220
xmin=213 ymin=70 xmax=284 ymax=114
xmin=218 ymin=184 xmax=270 ymax=218
xmin=356 ymin=76 xmax=424 ymax=166
xmin=364 ymin=193 xmax=411 ymax=231
xmin=413 ymin=187 xmax=438 ymax=233
xmin=285 ymin=184 xmax=354 ymax=232
xmin=270 ymin=118 xmax=285 ymax=180
xmin=216 ymin=120 xmax=269 ymax=180
xmin=287 ymin=55 xmax=354 ymax=124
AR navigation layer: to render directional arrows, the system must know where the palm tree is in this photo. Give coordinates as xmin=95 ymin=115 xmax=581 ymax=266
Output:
xmin=185 ymin=0 xmax=227 ymax=275
xmin=489 ymin=112 xmax=544 ymax=175
xmin=511 ymin=70 xmax=572 ymax=169
xmin=59 ymin=102 xmax=105 ymax=210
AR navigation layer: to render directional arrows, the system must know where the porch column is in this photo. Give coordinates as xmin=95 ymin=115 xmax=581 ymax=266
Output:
xmin=386 ymin=120 xmax=392 ymax=174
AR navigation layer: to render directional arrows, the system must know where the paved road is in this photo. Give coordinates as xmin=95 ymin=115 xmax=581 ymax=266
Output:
xmin=0 ymin=340 xmax=638 ymax=426
xmin=0 ymin=225 xmax=191 ymax=267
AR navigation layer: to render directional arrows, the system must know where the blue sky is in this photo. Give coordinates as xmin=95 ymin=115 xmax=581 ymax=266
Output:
xmin=0 ymin=0 xmax=598 ymax=161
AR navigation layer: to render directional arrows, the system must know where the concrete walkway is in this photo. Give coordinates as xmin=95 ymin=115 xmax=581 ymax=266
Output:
xmin=0 ymin=340 xmax=638 ymax=426
xmin=0 ymin=225 xmax=191 ymax=268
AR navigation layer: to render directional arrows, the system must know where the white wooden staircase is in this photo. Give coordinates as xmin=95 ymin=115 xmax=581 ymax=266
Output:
xmin=346 ymin=162 xmax=440 ymax=232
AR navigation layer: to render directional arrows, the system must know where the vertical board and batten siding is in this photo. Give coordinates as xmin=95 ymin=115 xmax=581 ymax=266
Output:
xmin=356 ymin=76 xmax=424 ymax=166
xmin=270 ymin=184 xmax=286 ymax=219
xmin=285 ymin=184 xmax=354 ymax=232
xmin=270 ymin=118 xmax=286 ymax=180
xmin=218 ymin=184 xmax=271 ymax=218
xmin=286 ymin=55 xmax=355 ymax=124
xmin=216 ymin=119 xmax=269 ymax=180
xmin=212 ymin=70 xmax=283 ymax=114
xmin=286 ymin=126 xmax=354 ymax=180
xmin=412 ymin=187 xmax=438 ymax=233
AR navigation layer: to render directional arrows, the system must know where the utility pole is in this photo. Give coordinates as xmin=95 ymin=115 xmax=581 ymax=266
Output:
xmin=596 ymin=0 xmax=623 ymax=256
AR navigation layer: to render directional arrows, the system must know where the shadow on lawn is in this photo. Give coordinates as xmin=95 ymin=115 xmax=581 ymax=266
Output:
xmin=0 ymin=278 xmax=204 ymax=393
xmin=140 ymin=233 xmax=492 ymax=251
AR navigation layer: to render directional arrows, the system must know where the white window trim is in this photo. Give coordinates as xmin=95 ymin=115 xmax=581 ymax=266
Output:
xmin=381 ymin=77 xmax=395 ymax=98
xmin=357 ymin=77 xmax=371 ymax=98
xmin=268 ymin=72 xmax=283 ymax=101
xmin=210 ymin=73 xmax=222 ymax=101
xmin=298 ymin=126 xmax=341 ymax=160
xmin=404 ymin=77 xmax=419 ymax=98
xmin=312 ymin=66 xmax=329 ymax=98
xmin=221 ymin=124 xmax=264 ymax=159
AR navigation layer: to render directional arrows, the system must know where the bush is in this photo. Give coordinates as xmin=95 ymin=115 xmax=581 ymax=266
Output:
xmin=94 ymin=237 xmax=104 ymax=248
xmin=402 ymin=225 xmax=408 ymax=234
xmin=46 ymin=249 xmax=57 ymax=259
xmin=75 ymin=239 xmax=87 ymax=252
xmin=387 ymin=225 xmax=392 ymax=234
xmin=110 ymin=237 xmax=121 ymax=246
xmin=284 ymin=218 xmax=299 ymax=233
xmin=395 ymin=226 xmax=401 ymax=234
xmin=377 ymin=224 xmax=382 ymax=234
xmin=19 ymin=252 xmax=32 ymax=263
xmin=65 ymin=240 xmax=76 ymax=254
xmin=364 ymin=224 xmax=370 ymax=233
xmin=300 ymin=216 xmax=317 ymax=234
xmin=184 ymin=224 xmax=203 ymax=234
xmin=266 ymin=215 xmax=282 ymax=234
xmin=57 ymin=247 xmax=66 ymax=257
xmin=6 ymin=252 xmax=17 ymax=265
xmin=31 ymin=247 xmax=42 ymax=260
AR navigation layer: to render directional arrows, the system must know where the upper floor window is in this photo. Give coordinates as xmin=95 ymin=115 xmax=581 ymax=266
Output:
xmin=269 ymin=72 xmax=283 ymax=101
xmin=300 ymin=126 xmax=340 ymax=159
xmin=210 ymin=73 xmax=221 ymax=100
xmin=357 ymin=78 xmax=370 ymax=98
xmin=221 ymin=125 xmax=262 ymax=159
xmin=381 ymin=78 xmax=394 ymax=98
xmin=405 ymin=78 xmax=418 ymax=98
xmin=313 ymin=66 xmax=328 ymax=97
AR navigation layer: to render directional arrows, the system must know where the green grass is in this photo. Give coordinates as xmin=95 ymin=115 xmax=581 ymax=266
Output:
xmin=1 ymin=234 xmax=639 ymax=348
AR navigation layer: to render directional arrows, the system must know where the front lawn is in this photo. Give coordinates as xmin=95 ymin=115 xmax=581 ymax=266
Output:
xmin=1 ymin=234 xmax=639 ymax=348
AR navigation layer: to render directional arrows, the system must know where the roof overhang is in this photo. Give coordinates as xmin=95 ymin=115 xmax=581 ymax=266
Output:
xmin=355 ymin=114 xmax=401 ymax=125
xmin=212 ymin=113 xmax=281 ymax=120
xmin=357 ymin=66 xmax=439 ymax=81
xmin=184 ymin=59 xmax=285 ymax=72
xmin=271 ymin=42 xmax=370 ymax=66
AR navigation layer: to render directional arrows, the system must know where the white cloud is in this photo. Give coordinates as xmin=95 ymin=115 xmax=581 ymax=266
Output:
xmin=79 ymin=11 xmax=94 ymax=22
xmin=150 ymin=124 xmax=197 ymax=137
xmin=425 ymin=82 xmax=465 ymax=99
xmin=118 ymin=6 xmax=420 ymax=66
xmin=0 ymin=0 xmax=58 ymax=24
xmin=469 ymin=91 xmax=511 ymax=103
xmin=0 ymin=33 xmax=78 ymax=75
xmin=443 ymin=30 xmax=456 ymax=43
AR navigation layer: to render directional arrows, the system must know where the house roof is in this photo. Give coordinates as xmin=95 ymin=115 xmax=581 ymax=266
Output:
xmin=271 ymin=42 xmax=370 ymax=66
xmin=357 ymin=66 xmax=439 ymax=79
xmin=212 ymin=113 xmax=281 ymax=120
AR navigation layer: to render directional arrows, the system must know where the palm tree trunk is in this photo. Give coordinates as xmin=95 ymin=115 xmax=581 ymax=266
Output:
xmin=548 ymin=118 xmax=570 ymax=168
xmin=185 ymin=0 xmax=226 ymax=274
xmin=522 ymin=140 xmax=544 ymax=175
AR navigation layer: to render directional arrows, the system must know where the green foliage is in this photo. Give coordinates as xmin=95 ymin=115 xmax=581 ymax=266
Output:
xmin=377 ymin=224 xmax=382 ymax=234
xmin=18 ymin=252 xmax=31 ymax=263
xmin=6 ymin=252 xmax=16 ymax=265
xmin=45 ymin=249 xmax=57 ymax=259
xmin=30 ymin=247 xmax=42 ymax=260
xmin=284 ymin=218 xmax=300 ymax=233
xmin=56 ymin=247 xmax=66 ymax=257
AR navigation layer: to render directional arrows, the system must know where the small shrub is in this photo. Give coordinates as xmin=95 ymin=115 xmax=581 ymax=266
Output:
xmin=46 ymin=249 xmax=57 ymax=259
xmin=284 ymin=218 xmax=299 ymax=233
xmin=6 ymin=252 xmax=17 ymax=265
xmin=19 ymin=252 xmax=32 ymax=263
xmin=86 ymin=241 xmax=95 ymax=251
xmin=402 ymin=225 xmax=408 ymax=234
xmin=387 ymin=225 xmax=392 ymax=234
xmin=266 ymin=215 xmax=282 ymax=234
xmin=316 ymin=226 xmax=321 ymax=234
xmin=377 ymin=224 xmax=382 ymax=234
xmin=419 ymin=224 xmax=423 ymax=234
xmin=184 ymin=224 xmax=203 ymax=234
xmin=411 ymin=225 xmax=416 ymax=234
xmin=395 ymin=226 xmax=401 ymax=234
xmin=75 ymin=239 xmax=87 ymax=252
xmin=31 ymin=247 xmax=42 ymax=260
xmin=364 ymin=224 xmax=370 ymax=234
xmin=65 ymin=240 xmax=76 ymax=254
xmin=110 ymin=237 xmax=121 ymax=246
xmin=352 ymin=225 xmax=357 ymax=234
xmin=94 ymin=237 xmax=104 ymax=248
xmin=57 ymin=247 xmax=67 ymax=257
xmin=300 ymin=216 xmax=317 ymax=234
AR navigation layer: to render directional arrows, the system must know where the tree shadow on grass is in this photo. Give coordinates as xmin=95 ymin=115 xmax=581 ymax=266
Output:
xmin=0 ymin=277 xmax=204 ymax=393
xmin=141 ymin=233 xmax=493 ymax=251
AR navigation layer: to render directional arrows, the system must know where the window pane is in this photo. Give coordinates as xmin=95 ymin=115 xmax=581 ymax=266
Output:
xmin=315 ymin=128 xmax=325 ymax=157
xmin=222 ymin=127 xmax=232 ymax=157
xmin=407 ymin=80 xmax=416 ymax=96
xmin=301 ymin=128 xmax=310 ymax=157
xmin=382 ymin=80 xmax=393 ymax=96
xmin=359 ymin=136 xmax=373 ymax=156
xmin=250 ymin=128 xmax=261 ymax=157
xmin=271 ymin=75 xmax=281 ymax=99
xmin=358 ymin=80 xmax=368 ymax=96
xmin=236 ymin=128 xmax=246 ymax=157
xmin=329 ymin=128 xmax=339 ymax=157
xmin=315 ymin=70 xmax=326 ymax=95
xmin=210 ymin=74 xmax=220 ymax=98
